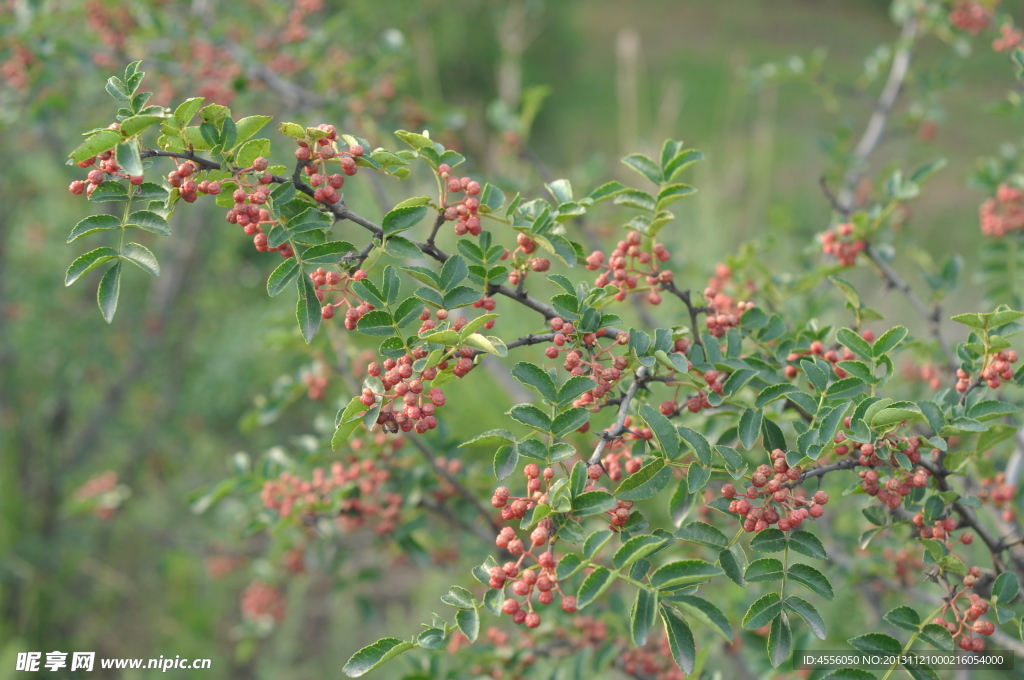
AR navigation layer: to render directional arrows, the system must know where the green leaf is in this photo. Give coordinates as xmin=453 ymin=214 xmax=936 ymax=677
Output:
xmin=572 ymin=491 xmax=617 ymax=516
xmin=873 ymin=326 xmax=908 ymax=357
xmin=97 ymin=261 xmax=122 ymax=323
xmin=738 ymin=409 xmax=763 ymax=449
xmin=479 ymin=183 xmax=506 ymax=212
xmin=67 ymin=214 xmax=122 ymax=243
xmin=743 ymin=592 xmax=783 ymax=630
xmin=576 ymin=567 xmax=614 ymax=609
xmin=441 ymin=585 xmax=476 ymax=609
xmin=631 ymin=588 xmax=659 ymax=647
xmin=871 ymin=406 xmax=921 ymax=429
xmin=589 ymin=180 xmax=628 ymax=202
xmin=493 ymin=445 xmax=518 ymax=481
xmin=650 ymin=559 xmax=723 ymax=590
xmin=557 ymin=376 xmax=596 ymax=406
xmin=173 ymin=97 xmax=205 ymax=127
xmin=121 ymin=242 xmax=159 ymax=276
xmin=884 ymin=606 xmax=921 ymax=632
xmin=382 ymin=205 xmax=428 ymax=236
xmin=443 ymin=286 xmax=479 ymax=309
xmin=296 ymin=272 xmax=321 ymax=343
xmin=744 ymin=558 xmax=784 ymax=582
xmin=785 ymin=596 xmax=826 ymax=639
xmin=613 ymin=534 xmax=670 ymax=569
xmin=622 ymin=153 xmax=662 ymax=184
xmin=720 ymin=545 xmax=747 ymax=587
xmin=393 ymin=297 xmax=424 ymax=328
xmin=615 ymin=458 xmax=673 ymax=501
xmin=115 ymin=141 xmax=143 ymax=177
xmin=660 ymin=606 xmax=696 ymax=674
xmin=511 ymin=362 xmax=557 ymax=402
xmin=264 ymin=258 xmax=299 ymax=294
xmin=302 ymin=241 xmax=357 ymax=264
xmin=675 ymin=521 xmax=728 ymax=550
xmin=66 ymin=247 xmax=120 ymax=285
xmin=106 ymin=76 xmax=129 ymax=101
xmin=439 ymin=255 xmax=468 ymax=291
xmin=670 ymin=595 xmax=733 ymax=642
xmin=356 ymin=310 xmax=395 ymax=337
xmin=342 ymin=638 xmax=415 ymax=678
xmin=640 ymin=404 xmax=680 ymax=458
xmin=508 ymin=404 xmax=552 ymax=431
xmin=70 ymin=129 xmax=122 ymax=162
xmin=749 ymin=528 xmax=787 ymax=554
xmin=918 ymin=623 xmax=954 ymax=651
xmin=848 ymin=632 xmax=902 ymax=655
xmin=755 ymin=383 xmax=801 ymax=408
xmin=787 ymin=564 xmax=833 ymax=600
xmin=125 ymin=210 xmax=171 ymax=236
xmin=657 ymin=183 xmax=696 ymax=209
xmin=677 ymin=427 xmax=711 ymax=465
xmin=614 ymin=189 xmax=656 ymax=212
xmin=669 ymin=480 xmax=695 ymax=527
xmin=789 ymin=530 xmax=827 ymax=560
xmin=233 ymin=115 xmax=273 ymax=146
xmin=768 ymin=611 xmax=792 ymax=668
xmin=992 ymin=571 xmax=1019 ymax=605
xmin=456 ymin=607 xmax=479 ymax=643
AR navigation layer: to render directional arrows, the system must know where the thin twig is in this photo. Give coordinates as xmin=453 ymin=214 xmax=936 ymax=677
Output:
xmin=588 ymin=367 xmax=648 ymax=465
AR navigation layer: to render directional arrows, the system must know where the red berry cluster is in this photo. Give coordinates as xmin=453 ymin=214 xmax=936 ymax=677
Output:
xmin=979 ymin=183 xmax=1024 ymax=237
xmin=438 ymin=164 xmax=483 ymax=236
xmin=492 ymin=464 xmax=555 ymax=521
xmin=912 ymin=514 xmax=973 ymax=545
xmin=621 ymin=634 xmax=686 ymax=680
xmin=294 ymin=124 xmax=362 ymax=206
xmin=949 ymin=0 xmax=992 ymax=35
xmin=931 ymin=567 xmax=995 ymax=652
xmin=585 ymin=231 xmax=673 ymax=304
xmin=220 ymin=163 xmax=297 ymax=258
xmin=722 ymin=449 xmax=827 ymax=532
xmin=702 ymin=264 xmax=754 ymax=337
xmin=240 ymin=580 xmax=287 ymax=624
xmin=544 ymin=320 xmax=630 ymax=409
xmin=856 ymin=466 xmax=928 ymax=511
xmin=979 ymin=472 xmax=1017 ymax=522
xmin=993 ymin=22 xmax=1023 ymax=53
xmin=167 ymin=160 xmax=224 ymax=203
xmin=887 ymin=547 xmax=925 ymax=586
xmin=595 ymin=432 xmax=646 ymax=482
xmin=819 ymin=222 xmax=866 ymax=267
xmin=956 ymin=349 xmax=1018 ymax=391
xmin=309 ymin=267 xmax=372 ymax=324
xmin=301 ymin=361 xmax=330 ymax=400
xmin=491 ymin=526 xmax=575 ymax=629
xmin=507 ymin=234 xmax=550 ymax=285
xmin=784 ymin=337 xmax=864 ymax=380
xmin=364 ymin=352 xmax=452 ymax=434
xmin=918 ymin=362 xmax=943 ymax=390
xmin=261 ymin=456 xmax=402 ymax=534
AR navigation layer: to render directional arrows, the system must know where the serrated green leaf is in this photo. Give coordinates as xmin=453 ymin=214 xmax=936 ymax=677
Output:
xmin=742 ymin=592 xmax=783 ymax=630
xmin=616 ymin=458 xmax=673 ymax=501
xmin=342 ymin=638 xmax=415 ymax=678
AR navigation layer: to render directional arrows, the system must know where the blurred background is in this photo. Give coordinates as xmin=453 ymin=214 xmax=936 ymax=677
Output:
xmin=2 ymin=0 xmax=1023 ymax=678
